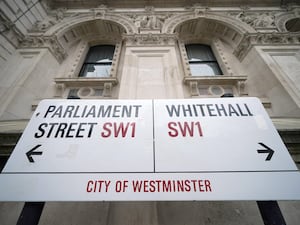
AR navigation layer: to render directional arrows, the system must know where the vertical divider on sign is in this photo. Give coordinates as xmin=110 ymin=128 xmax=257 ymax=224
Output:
xmin=152 ymin=99 xmax=156 ymax=173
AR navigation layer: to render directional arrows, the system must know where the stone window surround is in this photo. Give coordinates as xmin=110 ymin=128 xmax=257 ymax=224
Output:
xmin=54 ymin=39 xmax=122 ymax=98
xmin=178 ymin=37 xmax=247 ymax=97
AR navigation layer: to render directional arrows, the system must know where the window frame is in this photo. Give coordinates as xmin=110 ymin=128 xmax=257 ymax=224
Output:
xmin=185 ymin=44 xmax=223 ymax=76
xmin=79 ymin=45 xmax=116 ymax=78
xmin=54 ymin=40 xmax=122 ymax=99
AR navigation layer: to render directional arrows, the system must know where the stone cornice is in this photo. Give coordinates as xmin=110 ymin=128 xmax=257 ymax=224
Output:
xmin=44 ymin=1 xmax=294 ymax=9
xmin=123 ymin=33 xmax=178 ymax=46
xmin=30 ymin=5 xmax=299 ymax=35
xmin=11 ymin=4 xmax=300 ymax=63
xmin=234 ymin=32 xmax=300 ymax=61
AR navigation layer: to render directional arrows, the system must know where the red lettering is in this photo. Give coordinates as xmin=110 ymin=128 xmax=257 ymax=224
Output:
xmin=149 ymin=180 xmax=156 ymax=192
xmin=132 ymin=180 xmax=143 ymax=192
xmin=102 ymin=122 xmax=136 ymax=138
xmin=101 ymin=122 xmax=112 ymax=138
xmin=130 ymin=122 xmax=136 ymax=137
xmin=115 ymin=180 xmax=122 ymax=192
xmin=178 ymin=121 xmax=194 ymax=137
xmin=86 ymin=180 xmax=111 ymax=192
xmin=168 ymin=122 xmax=178 ymax=137
xmin=191 ymin=180 xmax=197 ymax=191
xmin=163 ymin=180 xmax=172 ymax=192
xmin=114 ymin=122 xmax=128 ymax=137
xmin=168 ymin=122 xmax=203 ymax=137
xmin=143 ymin=180 xmax=149 ymax=192
xmin=156 ymin=180 xmax=161 ymax=192
xmin=86 ymin=180 xmax=93 ymax=192
xmin=122 ymin=180 xmax=129 ymax=192
xmin=129 ymin=179 xmax=211 ymax=193
xmin=177 ymin=180 xmax=184 ymax=192
xmin=199 ymin=180 xmax=205 ymax=192
xmin=205 ymin=180 xmax=212 ymax=192
xmin=184 ymin=180 xmax=191 ymax=192
xmin=195 ymin=121 xmax=203 ymax=137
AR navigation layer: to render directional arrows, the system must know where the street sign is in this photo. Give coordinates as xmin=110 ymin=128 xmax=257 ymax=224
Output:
xmin=3 ymin=99 xmax=154 ymax=173
xmin=153 ymin=98 xmax=297 ymax=172
xmin=0 ymin=97 xmax=299 ymax=201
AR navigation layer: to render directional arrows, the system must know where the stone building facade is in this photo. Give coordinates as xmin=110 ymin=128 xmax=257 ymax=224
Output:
xmin=0 ymin=0 xmax=299 ymax=224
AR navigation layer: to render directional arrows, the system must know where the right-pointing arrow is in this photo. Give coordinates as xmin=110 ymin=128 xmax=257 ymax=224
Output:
xmin=257 ymin=142 xmax=274 ymax=161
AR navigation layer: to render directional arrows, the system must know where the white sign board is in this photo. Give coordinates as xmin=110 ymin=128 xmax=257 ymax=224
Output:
xmin=0 ymin=97 xmax=299 ymax=201
xmin=3 ymin=99 xmax=154 ymax=173
xmin=153 ymin=98 xmax=297 ymax=172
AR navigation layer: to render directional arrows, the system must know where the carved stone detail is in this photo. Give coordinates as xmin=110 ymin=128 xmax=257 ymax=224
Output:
xmin=162 ymin=11 xmax=255 ymax=35
xmin=32 ymin=19 xmax=56 ymax=32
xmin=67 ymin=40 xmax=88 ymax=77
xmin=237 ymin=80 xmax=247 ymax=96
xmin=103 ymin=82 xmax=113 ymax=97
xmin=0 ymin=14 xmax=24 ymax=47
xmin=54 ymin=77 xmax=118 ymax=98
xmin=275 ymin=7 xmax=300 ymax=32
xmin=123 ymin=33 xmax=178 ymax=46
xmin=234 ymin=32 xmax=300 ymax=61
xmin=54 ymin=83 xmax=66 ymax=97
xmin=125 ymin=7 xmax=173 ymax=34
xmin=213 ymin=38 xmax=234 ymax=76
xmin=189 ymin=81 xmax=199 ymax=96
xmin=90 ymin=4 xmax=108 ymax=19
xmin=192 ymin=4 xmax=209 ymax=17
xmin=19 ymin=35 xmax=67 ymax=63
xmin=229 ymin=11 xmax=276 ymax=29
xmin=178 ymin=40 xmax=192 ymax=77
xmin=184 ymin=76 xmax=248 ymax=97
xmin=47 ymin=11 xmax=136 ymax=36
xmin=9 ymin=5 xmax=300 ymax=65
xmin=31 ymin=8 xmax=67 ymax=32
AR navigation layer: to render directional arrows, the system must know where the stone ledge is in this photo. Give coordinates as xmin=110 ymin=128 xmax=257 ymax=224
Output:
xmin=272 ymin=118 xmax=300 ymax=131
xmin=183 ymin=75 xmax=247 ymax=85
xmin=54 ymin=77 xmax=119 ymax=87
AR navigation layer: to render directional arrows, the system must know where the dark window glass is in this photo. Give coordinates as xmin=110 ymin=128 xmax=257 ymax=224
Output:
xmin=285 ymin=18 xmax=300 ymax=32
xmin=185 ymin=44 xmax=222 ymax=76
xmin=79 ymin=45 xmax=115 ymax=77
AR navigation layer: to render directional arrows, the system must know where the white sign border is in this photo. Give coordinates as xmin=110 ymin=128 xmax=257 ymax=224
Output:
xmin=0 ymin=171 xmax=300 ymax=201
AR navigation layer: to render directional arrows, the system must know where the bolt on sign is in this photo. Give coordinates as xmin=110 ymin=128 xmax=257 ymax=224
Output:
xmin=0 ymin=98 xmax=299 ymax=201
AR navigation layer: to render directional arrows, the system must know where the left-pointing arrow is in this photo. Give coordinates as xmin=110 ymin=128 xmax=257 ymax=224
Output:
xmin=26 ymin=144 xmax=43 ymax=163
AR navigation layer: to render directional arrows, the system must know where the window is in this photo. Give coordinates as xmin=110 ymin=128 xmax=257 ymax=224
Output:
xmin=285 ymin=18 xmax=300 ymax=32
xmin=185 ymin=44 xmax=222 ymax=76
xmin=79 ymin=45 xmax=115 ymax=77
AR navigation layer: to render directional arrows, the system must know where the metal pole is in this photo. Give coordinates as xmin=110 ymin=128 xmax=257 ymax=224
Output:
xmin=16 ymin=202 xmax=45 ymax=225
xmin=220 ymin=94 xmax=287 ymax=225
xmin=16 ymin=96 xmax=81 ymax=225
xmin=2 ymin=154 xmax=45 ymax=225
xmin=257 ymin=201 xmax=287 ymax=225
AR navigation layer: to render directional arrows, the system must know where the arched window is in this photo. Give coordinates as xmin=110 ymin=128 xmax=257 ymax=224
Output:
xmin=79 ymin=45 xmax=115 ymax=77
xmin=285 ymin=18 xmax=300 ymax=32
xmin=185 ymin=44 xmax=222 ymax=76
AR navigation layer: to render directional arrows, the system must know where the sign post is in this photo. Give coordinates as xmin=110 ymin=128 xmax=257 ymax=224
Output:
xmin=0 ymin=97 xmax=299 ymax=201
